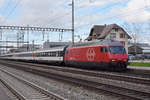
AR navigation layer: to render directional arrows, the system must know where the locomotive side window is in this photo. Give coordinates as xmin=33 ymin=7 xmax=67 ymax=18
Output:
xmin=101 ymin=47 xmax=108 ymax=52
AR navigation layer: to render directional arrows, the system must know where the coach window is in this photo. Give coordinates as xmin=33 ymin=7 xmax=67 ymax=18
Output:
xmin=56 ymin=52 xmax=58 ymax=57
xmin=45 ymin=52 xmax=48 ymax=56
xmin=51 ymin=52 xmax=53 ymax=56
xmin=58 ymin=51 xmax=60 ymax=57
xmin=53 ymin=52 xmax=55 ymax=56
xmin=60 ymin=51 xmax=63 ymax=56
xmin=57 ymin=52 xmax=59 ymax=56
xmin=54 ymin=52 xmax=56 ymax=56
xmin=52 ymin=52 xmax=53 ymax=56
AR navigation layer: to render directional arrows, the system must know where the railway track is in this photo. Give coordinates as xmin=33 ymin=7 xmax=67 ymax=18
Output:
xmin=1 ymin=60 xmax=150 ymax=85
xmin=0 ymin=67 xmax=65 ymax=100
xmin=0 ymin=60 xmax=150 ymax=100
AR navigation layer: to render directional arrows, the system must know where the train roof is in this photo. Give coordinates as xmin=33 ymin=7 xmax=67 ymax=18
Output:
xmin=1 ymin=46 xmax=66 ymax=56
xmin=70 ymin=39 xmax=122 ymax=48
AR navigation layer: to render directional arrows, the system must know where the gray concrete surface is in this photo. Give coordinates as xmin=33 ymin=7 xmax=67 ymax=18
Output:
xmin=0 ymin=86 xmax=11 ymax=100
xmin=129 ymin=60 xmax=150 ymax=63
xmin=128 ymin=66 xmax=150 ymax=70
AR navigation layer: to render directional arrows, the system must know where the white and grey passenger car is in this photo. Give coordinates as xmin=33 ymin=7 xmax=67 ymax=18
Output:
xmin=0 ymin=46 xmax=66 ymax=63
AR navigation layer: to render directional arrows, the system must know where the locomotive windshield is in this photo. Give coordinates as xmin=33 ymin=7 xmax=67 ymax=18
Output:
xmin=109 ymin=46 xmax=126 ymax=54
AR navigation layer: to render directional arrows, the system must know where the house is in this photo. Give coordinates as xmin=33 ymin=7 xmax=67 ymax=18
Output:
xmin=128 ymin=43 xmax=150 ymax=54
xmin=128 ymin=45 xmax=143 ymax=54
xmin=142 ymin=47 xmax=150 ymax=54
xmin=86 ymin=24 xmax=131 ymax=53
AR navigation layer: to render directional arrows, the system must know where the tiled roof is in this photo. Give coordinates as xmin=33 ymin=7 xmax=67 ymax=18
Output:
xmin=86 ymin=24 xmax=131 ymax=41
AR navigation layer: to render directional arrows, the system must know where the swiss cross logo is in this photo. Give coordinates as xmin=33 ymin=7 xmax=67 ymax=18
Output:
xmin=86 ymin=48 xmax=96 ymax=61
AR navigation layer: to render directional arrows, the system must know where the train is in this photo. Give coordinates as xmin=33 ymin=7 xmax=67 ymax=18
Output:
xmin=0 ymin=39 xmax=129 ymax=71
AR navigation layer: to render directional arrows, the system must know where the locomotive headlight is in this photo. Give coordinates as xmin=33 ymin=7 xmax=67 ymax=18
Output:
xmin=112 ymin=59 xmax=116 ymax=62
xmin=123 ymin=59 xmax=127 ymax=62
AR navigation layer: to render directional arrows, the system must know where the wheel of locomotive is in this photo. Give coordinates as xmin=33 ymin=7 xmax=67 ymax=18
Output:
xmin=116 ymin=62 xmax=127 ymax=72
xmin=109 ymin=64 xmax=116 ymax=71
xmin=121 ymin=62 xmax=127 ymax=71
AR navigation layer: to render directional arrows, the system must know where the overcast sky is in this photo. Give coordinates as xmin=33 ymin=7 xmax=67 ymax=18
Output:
xmin=0 ymin=0 xmax=150 ymax=43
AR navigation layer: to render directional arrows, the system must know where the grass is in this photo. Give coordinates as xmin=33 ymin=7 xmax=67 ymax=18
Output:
xmin=129 ymin=62 xmax=150 ymax=67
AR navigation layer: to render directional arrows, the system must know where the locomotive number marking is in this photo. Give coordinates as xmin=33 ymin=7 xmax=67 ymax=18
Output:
xmin=86 ymin=48 xmax=96 ymax=61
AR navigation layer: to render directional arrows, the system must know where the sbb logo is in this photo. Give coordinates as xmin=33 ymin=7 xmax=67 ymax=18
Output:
xmin=86 ymin=48 xmax=96 ymax=61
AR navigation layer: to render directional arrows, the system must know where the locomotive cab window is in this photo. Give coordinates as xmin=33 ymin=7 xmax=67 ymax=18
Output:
xmin=109 ymin=46 xmax=126 ymax=54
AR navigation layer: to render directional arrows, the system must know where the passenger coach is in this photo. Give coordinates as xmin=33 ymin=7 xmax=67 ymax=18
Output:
xmin=0 ymin=46 xmax=65 ymax=64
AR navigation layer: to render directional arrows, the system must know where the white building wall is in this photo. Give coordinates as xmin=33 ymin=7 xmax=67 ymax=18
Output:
xmin=105 ymin=29 xmax=129 ymax=53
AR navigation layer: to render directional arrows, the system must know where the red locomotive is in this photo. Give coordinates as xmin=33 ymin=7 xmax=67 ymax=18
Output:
xmin=64 ymin=39 xmax=128 ymax=71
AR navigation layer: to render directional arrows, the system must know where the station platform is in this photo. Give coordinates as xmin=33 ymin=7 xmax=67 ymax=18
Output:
xmin=128 ymin=66 xmax=150 ymax=70
xmin=127 ymin=66 xmax=150 ymax=74
xmin=0 ymin=85 xmax=11 ymax=100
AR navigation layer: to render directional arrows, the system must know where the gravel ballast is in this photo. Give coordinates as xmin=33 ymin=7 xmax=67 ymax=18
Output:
xmin=0 ymin=65 xmax=120 ymax=100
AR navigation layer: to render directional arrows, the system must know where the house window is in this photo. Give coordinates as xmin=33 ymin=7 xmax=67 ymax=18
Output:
xmin=92 ymin=33 xmax=97 ymax=39
xmin=115 ymin=28 xmax=118 ymax=32
xmin=120 ymin=33 xmax=125 ymax=38
xmin=110 ymin=33 xmax=116 ymax=39
xmin=120 ymin=41 xmax=125 ymax=46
